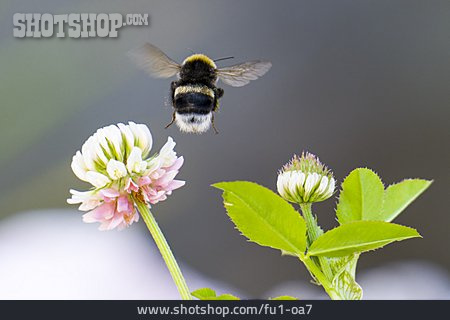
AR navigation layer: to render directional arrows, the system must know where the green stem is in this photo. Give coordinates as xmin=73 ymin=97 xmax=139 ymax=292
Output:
xmin=299 ymin=204 xmax=334 ymax=284
xmin=136 ymin=201 xmax=192 ymax=300
xmin=300 ymin=255 xmax=341 ymax=300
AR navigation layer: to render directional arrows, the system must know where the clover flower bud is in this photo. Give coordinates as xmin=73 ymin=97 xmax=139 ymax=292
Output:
xmin=277 ymin=152 xmax=335 ymax=204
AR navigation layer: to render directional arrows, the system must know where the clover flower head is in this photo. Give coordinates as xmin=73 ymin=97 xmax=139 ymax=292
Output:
xmin=277 ymin=152 xmax=335 ymax=204
xmin=67 ymin=122 xmax=185 ymax=230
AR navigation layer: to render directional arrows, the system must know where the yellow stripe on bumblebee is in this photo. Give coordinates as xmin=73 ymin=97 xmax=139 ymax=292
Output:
xmin=182 ymin=54 xmax=217 ymax=69
xmin=174 ymin=85 xmax=215 ymax=98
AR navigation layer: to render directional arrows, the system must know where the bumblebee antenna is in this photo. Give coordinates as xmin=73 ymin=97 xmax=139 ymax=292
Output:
xmin=214 ymin=56 xmax=234 ymax=63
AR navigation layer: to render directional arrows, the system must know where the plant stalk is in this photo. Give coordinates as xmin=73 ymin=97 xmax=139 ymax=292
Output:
xmin=299 ymin=255 xmax=341 ymax=300
xmin=136 ymin=201 xmax=192 ymax=300
xmin=300 ymin=204 xmax=334 ymax=285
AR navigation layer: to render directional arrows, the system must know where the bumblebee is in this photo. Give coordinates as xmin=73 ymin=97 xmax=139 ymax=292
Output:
xmin=129 ymin=43 xmax=272 ymax=133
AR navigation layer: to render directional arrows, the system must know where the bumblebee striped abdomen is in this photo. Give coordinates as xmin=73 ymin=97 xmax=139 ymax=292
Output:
xmin=171 ymin=84 xmax=218 ymax=133
xmin=173 ymin=85 xmax=216 ymax=114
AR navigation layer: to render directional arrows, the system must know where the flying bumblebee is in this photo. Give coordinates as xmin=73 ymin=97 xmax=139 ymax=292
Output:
xmin=129 ymin=43 xmax=272 ymax=134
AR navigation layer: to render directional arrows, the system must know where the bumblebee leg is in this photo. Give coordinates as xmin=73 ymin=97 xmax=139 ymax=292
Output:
xmin=170 ymin=81 xmax=178 ymax=106
xmin=165 ymin=112 xmax=176 ymax=129
xmin=213 ymin=88 xmax=224 ymax=112
xmin=211 ymin=113 xmax=219 ymax=134
xmin=216 ymin=87 xmax=224 ymax=98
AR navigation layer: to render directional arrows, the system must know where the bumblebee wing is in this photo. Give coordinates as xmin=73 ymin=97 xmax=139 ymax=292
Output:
xmin=128 ymin=43 xmax=181 ymax=78
xmin=216 ymin=60 xmax=272 ymax=87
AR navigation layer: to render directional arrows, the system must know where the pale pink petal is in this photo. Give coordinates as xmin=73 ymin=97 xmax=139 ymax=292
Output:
xmin=79 ymin=199 xmax=102 ymax=211
xmin=100 ymin=188 xmax=120 ymax=198
xmin=98 ymin=221 xmax=113 ymax=231
xmin=167 ymin=180 xmax=185 ymax=191
xmin=89 ymin=202 xmax=115 ymax=220
xmin=117 ymin=195 xmax=131 ymax=213
xmin=165 ymin=156 xmax=184 ymax=171
xmin=116 ymin=221 xmax=129 ymax=231
xmin=82 ymin=211 xmax=97 ymax=223
xmin=150 ymin=189 xmax=165 ymax=198
xmin=125 ymin=178 xmax=139 ymax=193
xmin=142 ymin=192 xmax=150 ymax=203
xmin=150 ymin=169 xmax=165 ymax=180
xmin=108 ymin=211 xmax=125 ymax=230
xmin=138 ymin=176 xmax=152 ymax=187
xmin=155 ymin=171 xmax=178 ymax=186
xmin=146 ymin=188 xmax=158 ymax=196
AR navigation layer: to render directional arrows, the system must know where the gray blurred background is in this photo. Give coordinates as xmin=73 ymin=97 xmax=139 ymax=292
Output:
xmin=0 ymin=0 xmax=449 ymax=299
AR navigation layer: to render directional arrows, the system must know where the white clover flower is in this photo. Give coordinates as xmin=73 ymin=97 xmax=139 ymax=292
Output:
xmin=67 ymin=122 xmax=185 ymax=231
xmin=277 ymin=152 xmax=335 ymax=204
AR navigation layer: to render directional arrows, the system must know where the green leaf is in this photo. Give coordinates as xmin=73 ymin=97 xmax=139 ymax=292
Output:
xmin=308 ymin=221 xmax=421 ymax=257
xmin=270 ymin=296 xmax=298 ymax=300
xmin=329 ymin=254 xmax=359 ymax=279
xmin=191 ymin=288 xmax=216 ymax=299
xmin=332 ymin=270 xmax=363 ymax=300
xmin=336 ymin=168 xmax=385 ymax=224
xmin=329 ymin=254 xmax=362 ymax=300
xmin=213 ymin=181 xmax=307 ymax=255
xmin=214 ymin=294 xmax=241 ymax=300
xmin=377 ymin=179 xmax=432 ymax=222
xmin=191 ymin=288 xmax=240 ymax=300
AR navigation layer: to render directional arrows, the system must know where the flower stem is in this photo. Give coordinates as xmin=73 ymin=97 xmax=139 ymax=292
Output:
xmin=299 ymin=204 xmax=334 ymax=284
xmin=136 ymin=201 xmax=192 ymax=300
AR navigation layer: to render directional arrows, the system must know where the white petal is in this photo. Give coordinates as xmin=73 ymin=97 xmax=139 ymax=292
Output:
xmin=118 ymin=122 xmax=135 ymax=154
xmin=129 ymin=122 xmax=152 ymax=157
xmin=67 ymin=189 xmax=90 ymax=204
xmin=144 ymin=157 xmax=161 ymax=176
xmin=96 ymin=128 xmax=113 ymax=159
xmin=297 ymin=171 xmax=306 ymax=188
xmin=67 ymin=189 xmax=102 ymax=211
xmin=93 ymin=142 xmax=109 ymax=167
xmin=85 ymin=171 xmax=111 ymax=188
xmin=106 ymin=159 xmax=127 ymax=180
xmin=159 ymin=136 xmax=176 ymax=155
xmin=326 ymin=178 xmax=336 ymax=197
xmin=283 ymin=171 xmax=294 ymax=191
xmin=127 ymin=147 xmax=146 ymax=174
xmin=304 ymin=173 xmax=319 ymax=200
xmin=81 ymin=136 xmax=97 ymax=171
xmin=136 ymin=123 xmax=152 ymax=156
xmin=71 ymin=151 xmax=88 ymax=181
xmin=158 ymin=137 xmax=177 ymax=167
xmin=317 ymin=176 xmax=329 ymax=195
xmin=288 ymin=172 xmax=300 ymax=197
xmin=104 ymin=125 xmax=124 ymax=161
xmin=276 ymin=173 xmax=285 ymax=196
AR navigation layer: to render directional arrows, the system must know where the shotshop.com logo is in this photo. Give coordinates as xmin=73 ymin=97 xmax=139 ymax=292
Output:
xmin=13 ymin=13 xmax=149 ymax=38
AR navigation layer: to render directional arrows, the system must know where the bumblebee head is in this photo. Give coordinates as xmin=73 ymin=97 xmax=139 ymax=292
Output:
xmin=182 ymin=54 xmax=217 ymax=69
xmin=180 ymin=54 xmax=217 ymax=83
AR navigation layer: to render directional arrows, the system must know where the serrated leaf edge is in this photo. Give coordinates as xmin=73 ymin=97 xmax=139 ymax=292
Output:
xmin=336 ymin=167 xmax=384 ymax=224
xmin=307 ymin=222 xmax=421 ymax=257
xmin=215 ymin=181 xmax=306 ymax=255
xmin=381 ymin=178 xmax=433 ymax=222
